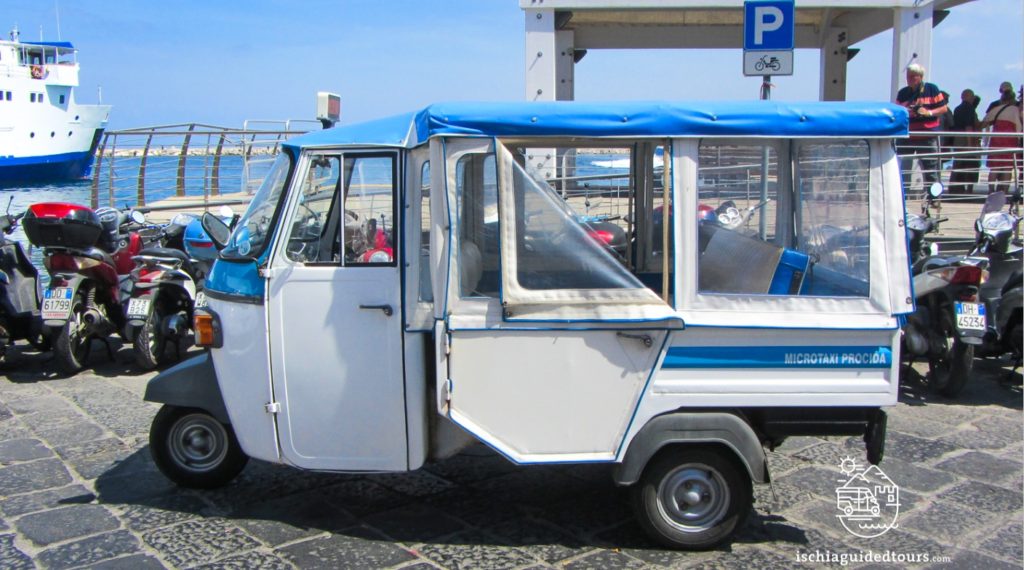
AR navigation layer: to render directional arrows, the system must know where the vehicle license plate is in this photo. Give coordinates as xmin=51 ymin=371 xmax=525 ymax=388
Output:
xmin=41 ymin=288 xmax=73 ymax=320
xmin=195 ymin=291 xmax=207 ymax=308
xmin=127 ymin=298 xmax=151 ymax=319
xmin=955 ymin=302 xmax=986 ymax=332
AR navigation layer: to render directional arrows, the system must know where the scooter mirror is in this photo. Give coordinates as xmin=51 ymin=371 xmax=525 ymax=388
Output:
xmin=202 ymin=212 xmax=231 ymax=250
xmin=130 ymin=210 xmax=146 ymax=225
xmin=928 ymin=182 xmax=944 ymax=199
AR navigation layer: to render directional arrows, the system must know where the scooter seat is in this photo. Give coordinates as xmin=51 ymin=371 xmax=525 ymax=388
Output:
xmin=138 ymin=247 xmax=197 ymax=279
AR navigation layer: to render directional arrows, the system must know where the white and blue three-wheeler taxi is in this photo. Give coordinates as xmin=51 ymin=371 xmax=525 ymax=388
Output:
xmin=145 ymin=101 xmax=913 ymax=549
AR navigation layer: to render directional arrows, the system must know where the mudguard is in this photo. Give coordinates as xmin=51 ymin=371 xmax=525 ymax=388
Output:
xmin=613 ymin=412 xmax=767 ymax=486
xmin=143 ymin=352 xmax=230 ymax=424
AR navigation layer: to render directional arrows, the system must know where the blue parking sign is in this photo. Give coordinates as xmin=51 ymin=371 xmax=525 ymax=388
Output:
xmin=744 ymin=0 xmax=795 ymax=51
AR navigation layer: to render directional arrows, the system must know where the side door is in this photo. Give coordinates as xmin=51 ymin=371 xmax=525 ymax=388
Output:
xmin=266 ymin=151 xmax=407 ymax=471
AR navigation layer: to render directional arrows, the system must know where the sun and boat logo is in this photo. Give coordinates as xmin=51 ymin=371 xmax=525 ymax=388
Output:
xmin=835 ymin=456 xmax=900 ymax=538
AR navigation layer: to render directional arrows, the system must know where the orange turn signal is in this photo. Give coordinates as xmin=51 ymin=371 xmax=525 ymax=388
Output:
xmin=194 ymin=313 xmax=216 ymax=347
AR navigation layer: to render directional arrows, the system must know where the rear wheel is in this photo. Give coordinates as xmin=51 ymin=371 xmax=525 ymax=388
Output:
xmin=149 ymin=405 xmax=248 ymax=489
xmin=632 ymin=447 xmax=751 ymax=550
xmin=54 ymin=295 xmax=90 ymax=375
xmin=930 ymin=336 xmax=973 ymax=397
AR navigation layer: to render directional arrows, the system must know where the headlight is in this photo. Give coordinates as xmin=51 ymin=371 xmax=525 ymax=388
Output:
xmin=981 ymin=212 xmax=1013 ymax=232
xmin=368 ymin=250 xmax=392 ymax=263
xmin=718 ymin=207 xmax=742 ymax=228
xmin=0 ymin=269 xmax=9 ymax=285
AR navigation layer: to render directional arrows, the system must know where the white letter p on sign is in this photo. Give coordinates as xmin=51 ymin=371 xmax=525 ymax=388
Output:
xmin=754 ymin=6 xmax=783 ymax=45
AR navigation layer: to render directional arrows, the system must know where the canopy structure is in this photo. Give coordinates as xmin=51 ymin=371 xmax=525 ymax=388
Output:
xmin=284 ymin=100 xmax=908 ymax=150
xmin=521 ymin=0 xmax=972 ymax=103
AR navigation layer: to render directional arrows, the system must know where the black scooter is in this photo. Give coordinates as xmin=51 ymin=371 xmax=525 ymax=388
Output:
xmin=0 ymin=199 xmax=47 ymax=364
xmin=971 ymin=191 xmax=1023 ymax=369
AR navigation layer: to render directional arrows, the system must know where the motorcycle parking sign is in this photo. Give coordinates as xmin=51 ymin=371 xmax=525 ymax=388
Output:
xmin=743 ymin=0 xmax=794 ymax=76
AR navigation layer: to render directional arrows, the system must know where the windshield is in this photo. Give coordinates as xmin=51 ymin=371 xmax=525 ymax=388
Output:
xmin=221 ymin=152 xmax=293 ymax=260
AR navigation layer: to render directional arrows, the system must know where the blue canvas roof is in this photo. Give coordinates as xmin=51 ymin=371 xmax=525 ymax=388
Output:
xmin=286 ymin=101 xmax=909 ymax=150
xmin=21 ymin=41 xmax=75 ymax=50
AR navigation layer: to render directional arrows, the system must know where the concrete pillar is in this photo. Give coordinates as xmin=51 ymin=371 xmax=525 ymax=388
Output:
xmin=891 ymin=5 xmax=933 ymax=100
xmin=819 ymin=27 xmax=848 ymax=101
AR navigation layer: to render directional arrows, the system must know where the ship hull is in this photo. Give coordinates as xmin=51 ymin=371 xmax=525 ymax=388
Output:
xmin=0 ymin=145 xmax=100 ymax=186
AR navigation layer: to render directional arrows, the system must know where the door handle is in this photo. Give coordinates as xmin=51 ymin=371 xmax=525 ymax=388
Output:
xmin=359 ymin=304 xmax=393 ymax=317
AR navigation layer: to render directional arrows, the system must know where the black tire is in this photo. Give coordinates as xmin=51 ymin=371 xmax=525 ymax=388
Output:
xmin=149 ymin=405 xmax=248 ymax=489
xmin=133 ymin=309 xmax=164 ymax=370
xmin=631 ymin=447 xmax=752 ymax=550
xmin=1008 ymin=321 xmax=1022 ymax=360
xmin=54 ymin=296 xmax=90 ymax=375
xmin=930 ymin=337 xmax=974 ymax=397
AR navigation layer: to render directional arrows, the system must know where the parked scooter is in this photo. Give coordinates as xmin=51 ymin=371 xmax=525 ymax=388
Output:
xmin=125 ymin=214 xmax=205 ymax=369
xmin=970 ymin=190 xmax=1023 ymax=365
xmin=0 ymin=200 xmax=47 ymax=363
xmin=23 ymin=203 xmax=149 ymax=374
xmin=901 ymin=184 xmax=988 ymax=397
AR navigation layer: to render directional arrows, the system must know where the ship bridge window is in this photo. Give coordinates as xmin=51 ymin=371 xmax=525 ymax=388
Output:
xmin=30 ymin=93 xmax=35 ymax=103
xmin=59 ymin=94 xmax=65 ymax=104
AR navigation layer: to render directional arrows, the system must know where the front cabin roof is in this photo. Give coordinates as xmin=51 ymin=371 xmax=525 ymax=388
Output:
xmin=285 ymin=100 xmax=909 ymax=151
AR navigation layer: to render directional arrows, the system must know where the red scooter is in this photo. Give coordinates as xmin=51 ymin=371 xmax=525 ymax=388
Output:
xmin=23 ymin=203 xmax=148 ymax=374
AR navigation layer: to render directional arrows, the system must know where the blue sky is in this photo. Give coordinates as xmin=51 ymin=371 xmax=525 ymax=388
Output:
xmin=5 ymin=0 xmax=1022 ymax=129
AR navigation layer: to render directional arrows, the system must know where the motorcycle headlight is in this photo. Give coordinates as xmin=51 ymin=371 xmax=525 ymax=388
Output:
xmin=0 ymin=269 xmax=9 ymax=285
xmin=367 ymin=250 xmax=392 ymax=263
xmin=717 ymin=207 xmax=742 ymax=228
xmin=981 ymin=212 xmax=1014 ymax=232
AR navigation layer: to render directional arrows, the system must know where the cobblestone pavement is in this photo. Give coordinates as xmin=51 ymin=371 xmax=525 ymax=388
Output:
xmin=0 ymin=344 xmax=1021 ymax=570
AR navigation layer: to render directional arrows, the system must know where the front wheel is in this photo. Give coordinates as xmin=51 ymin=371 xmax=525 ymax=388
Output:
xmin=930 ymin=336 xmax=974 ymax=397
xmin=631 ymin=447 xmax=752 ymax=550
xmin=149 ymin=405 xmax=248 ymax=489
xmin=54 ymin=298 xmax=91 ymax=375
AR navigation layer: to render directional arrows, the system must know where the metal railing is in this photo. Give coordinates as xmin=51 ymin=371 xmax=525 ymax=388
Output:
xmin=89 ymin=123 xmax=311 ymax=210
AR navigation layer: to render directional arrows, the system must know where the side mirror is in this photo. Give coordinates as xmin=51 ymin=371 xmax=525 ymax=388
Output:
xmin=130 ymin=210 xmax=146 ymax=225
xmin=202 ymin=212 xmax=231 ymax=250
xmin=928 ymin=182 xmax=944 ymax=199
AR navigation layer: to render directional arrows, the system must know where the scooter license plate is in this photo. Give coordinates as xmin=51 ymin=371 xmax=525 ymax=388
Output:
xmin=955 ymin=302 xmax=986 ymax=332
xmin=194 ymin=291 xmax=207 ymax=308
xmin=127 ymin=298 xmax=151 ymax=319
xmin=41 ymin=288 xmax=73 ymax=320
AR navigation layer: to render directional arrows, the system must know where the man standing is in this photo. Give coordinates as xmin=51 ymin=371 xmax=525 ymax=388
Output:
xmin=895 ymin=63 xmax=948 ymax=196
xmin=950 ymin=89 xmax=981 ymax=194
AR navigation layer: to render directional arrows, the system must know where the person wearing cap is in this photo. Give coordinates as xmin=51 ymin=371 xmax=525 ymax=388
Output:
xmin=895 ymin=63 xmax=949 ymax=196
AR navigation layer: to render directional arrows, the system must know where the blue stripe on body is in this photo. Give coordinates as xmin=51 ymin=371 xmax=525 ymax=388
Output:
xmin=663 ymin=345 xmax=892 ymax=369
xmin=0 ymin=151 xmax=95 ymax=184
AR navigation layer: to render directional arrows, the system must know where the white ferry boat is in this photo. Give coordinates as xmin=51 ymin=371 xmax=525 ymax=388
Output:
xmin=0 ymin=27 xmax=111 ymax=185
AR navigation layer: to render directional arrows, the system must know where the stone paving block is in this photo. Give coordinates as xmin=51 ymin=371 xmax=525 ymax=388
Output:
xmin=82 ymin=553 xmax=165 ymax=569
xmin=0 ymin=438 xmax=52 ymax=465
xmin=0 ymin=533 xmax=34 ymax=570
xmin=886 ymin=412 xmax=957 ymax=439
xmin=118 ymin=493 xmax=210 ymax=532
xmin=310 ymin=478 xmax=411 ymax=518
xmin=235 ymin=517 xmax=323 ymax=549
xmin=0 ymin=418 xmax=32 ymax=441
xmin=469 ymin=467 xmax=595 ymax=510
xmin=36 ymin=530 xmax=140 ymax=570
xmin=34 ymin=421 xmax=108 ymax=448
xmin=412 ymin=530 xmax=537 ymax=570
xmin=685 ymin=545 xmax=816 ymax=570
xmin=934 ymin=451 xmax=1021 ymax=483
xmin=900 ymin=500 xmax=1000 ymax=548
xmin=0 ymin=458 xmax=73 ymax=495
xmin=562 ymin=548 xmax=647 ymax=569
xmin=0 ymin=485 xmax=95 ymax=517
xmin=752 ymin=480 xmax=818 ymax=514
xmin=53 ymin=437 xmax=128 ymax=461
xmin=945 ymin=416 xmax=1024 ymax=451
xmin=191 ymin=550 xmax=295 ymax=570
xmin=848 ymin=529 xmax=953 ymax=563
xmin=779 ymin=466 xmax=845 ymax=502
xmin=367 ymin=470 xmax=457 ymax=498
xmin=939 ymin=479 xmax=1023 ymax=514
xmin=16 ymin=504 xmax=120 ymax=546
xmin=231 ymin=488 xmax=357 ymax=536
xmin=277 ymin=526 xmax=416 ymax=569
xmin=5 ymin=395 xmax=73 ymax=415
xmin=763 ymin=450 xmax=805 ymax=476
xmin=422 ymin=487 xmax=531 ymax=527
xmin=531 ymin=489 xmax=633 ymax=538
xmin=883 ymin=432 xmax=960 ymax=465
xmin=142 ymin=518 xmax=261 ymax=568
xmin=0 ymin=401 xmax=12 ymax=420
xmin=93 ymin=465 xmax=180 ymax=504
xmin=867 ymin=456 xmax=956 ymax=494
xmin=979 ymin=519 xmax=1023 ymax=563
xmin=363 ymin=502 xmax=466 ymax=543
xmin=475 ymin=516 xmax=589 ymax=564
xmin=198 ymin=460 xmax=354 ymax=510
xmin=791 ymin=441 xmax=850 ymax=468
